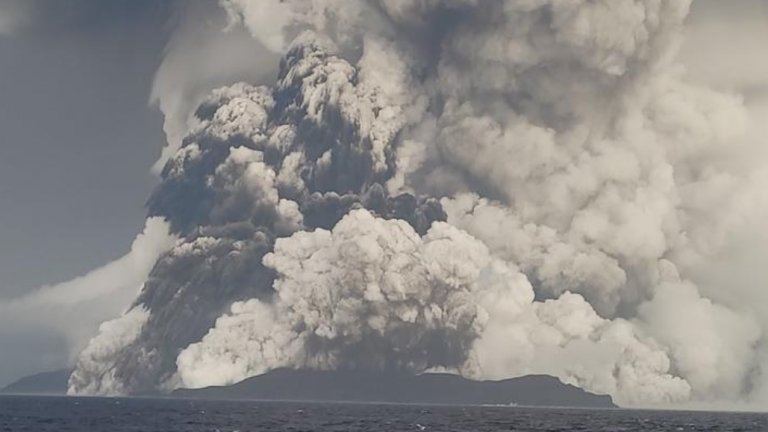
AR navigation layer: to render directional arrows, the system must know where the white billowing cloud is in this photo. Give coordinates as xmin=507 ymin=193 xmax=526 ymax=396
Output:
xmin=176 ymin=209 xmax=689 ymax=405
xmin=176 ymin=209 xmax=507 ymax=388
xmin=150 ymin=2 xmax=280 ymax=173
xmin=682 ymin=0 xmax=768 ymax=94
xmin=220 ymin=0 xmax=388 ymax=55
xmin=220 ymin=0 xmax=296 ymax=53
xmin=639 ymin=278 xmax=761 ymax=402
xmin=346 ymin=36 xmax=430 ymax=173
xmin=209 ymin=145 xmax=304 ymax=233
xmin=67 ymin=306 xmax=151 ymax=396
xmin=0 ymin=218 xmax=175 ymax=370
xmin=676 ymin=0 xmax=768 ymax=408
xmin=689 ymin=222 xmax=768 ymax=409
xmin=396 ymin=0 xmax=760 ymax=307
xmin=470 ymin=290 xmax=692 ymax=407
xmin=3 ymin=218 xmax=173 ymax=307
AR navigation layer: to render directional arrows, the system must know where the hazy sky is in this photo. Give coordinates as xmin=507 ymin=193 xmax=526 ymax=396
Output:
xmin=0 ymin=1 xmax=170 ymax=298
xmin=0 ymin=0 xmax=767 ymax=395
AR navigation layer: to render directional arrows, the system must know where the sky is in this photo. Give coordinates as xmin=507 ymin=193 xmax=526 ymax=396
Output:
xmin=0 ymin=0 xmax=175 ymax=385
xmin=0 ymin=0 xmax=767 ymax=407
xmin=0 ymin=1 xmax=171 ymax=299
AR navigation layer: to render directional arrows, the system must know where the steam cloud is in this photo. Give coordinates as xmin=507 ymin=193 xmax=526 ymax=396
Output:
xmin=69 ymin=0 xmax=768 ymax=408
xmin=0 ymin=218 xmax=174 ymax=383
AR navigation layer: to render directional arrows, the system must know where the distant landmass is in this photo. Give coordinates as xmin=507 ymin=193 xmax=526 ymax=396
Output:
xmin=4 ymin=368 xmax=616 ymax=408
xmin=1 ymin=369 xmax=71 ymax=395
xmin=173 ymin=369 xmax=617 ymax=408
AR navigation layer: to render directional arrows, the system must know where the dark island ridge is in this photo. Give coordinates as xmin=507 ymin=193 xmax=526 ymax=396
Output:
xmin=172 ymin=369 xmax=617 ymax=408
xmin=3 ymin=368 xmax=616 ymax=408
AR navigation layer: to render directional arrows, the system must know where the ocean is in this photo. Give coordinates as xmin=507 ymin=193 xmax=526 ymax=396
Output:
xmin=1 ymin=395 xmax=766 ymax=432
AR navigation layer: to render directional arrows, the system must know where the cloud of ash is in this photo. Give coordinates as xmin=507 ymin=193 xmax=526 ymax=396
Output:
xmin=149 ymin=1 xmax=281 ymax=173
xmin=68 ymin=0 xmax=768 ymax=408
xmin=0 ymin=219 xmax=174 ymax=385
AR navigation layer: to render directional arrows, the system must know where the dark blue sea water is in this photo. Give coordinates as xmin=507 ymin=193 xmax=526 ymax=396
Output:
xmin=1 ymin=395 xmax=766 ymax=432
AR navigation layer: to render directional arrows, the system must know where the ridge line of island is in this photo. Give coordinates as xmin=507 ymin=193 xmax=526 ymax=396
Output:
xmin=1 ymin=368 xmax=616 ymax=409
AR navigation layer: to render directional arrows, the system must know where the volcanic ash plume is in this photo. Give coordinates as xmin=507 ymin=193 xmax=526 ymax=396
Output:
xmin=71 ymin=0 xmax=768 ymax=407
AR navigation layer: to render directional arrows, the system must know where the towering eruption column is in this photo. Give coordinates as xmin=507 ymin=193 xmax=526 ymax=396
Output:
xmin=71 ymin=0 xmax=768 ymax=408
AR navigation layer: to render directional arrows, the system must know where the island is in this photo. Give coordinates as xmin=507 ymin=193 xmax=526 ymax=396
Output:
xmin=1 ymin=369 xmax=72 ymax=396
xmin=172 ymin=368 xmax=617 ymax=408
xmin=3 ymin=367 xmax=616 ymax=408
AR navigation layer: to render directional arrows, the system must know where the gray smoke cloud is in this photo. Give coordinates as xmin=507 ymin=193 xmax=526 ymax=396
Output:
xmin=148 ymin=2 xmax=280 ymax=174
xmin=0 ymin=218 xmax=174 ymax=388
xmin=69 ymin=28 xmax=445 ymax=396
xmin=69 ymin=0 xmax=768 ymax=408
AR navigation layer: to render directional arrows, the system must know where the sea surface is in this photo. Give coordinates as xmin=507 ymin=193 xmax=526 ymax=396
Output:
xmin=1 ymin=395 xmax=767 ymax=432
